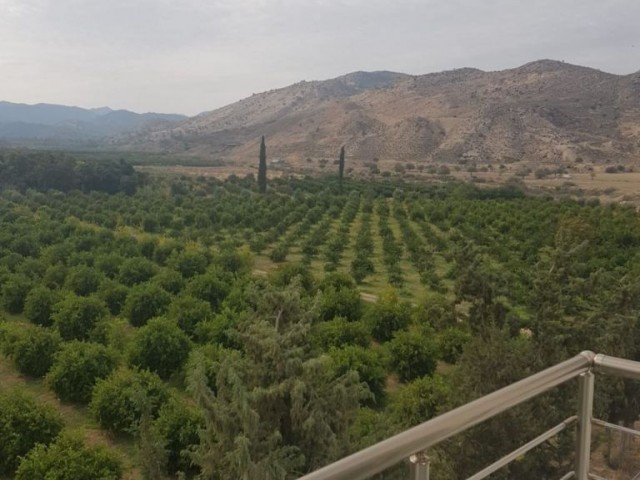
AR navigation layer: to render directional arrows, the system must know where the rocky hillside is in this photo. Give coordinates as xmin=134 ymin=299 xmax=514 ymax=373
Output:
xmin=116 ymin=61 xmax=640 ymax=167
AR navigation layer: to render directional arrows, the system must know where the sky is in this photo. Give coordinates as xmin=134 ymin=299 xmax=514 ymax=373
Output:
xmin=1 ymin=0 xmax=638 ymax=116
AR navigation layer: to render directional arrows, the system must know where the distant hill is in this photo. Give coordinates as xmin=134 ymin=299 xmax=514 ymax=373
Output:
xmin=0 ymin=101 xmax=187 ymax=145
xmin=116 ymin=61 xmax=640 ymax=167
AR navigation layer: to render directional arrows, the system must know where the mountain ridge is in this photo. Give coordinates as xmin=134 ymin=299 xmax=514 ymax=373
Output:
xmin=115 ymin=60 xmax=640 ymax=168
xmin=0 ymin=101 xmax=187 ymax=143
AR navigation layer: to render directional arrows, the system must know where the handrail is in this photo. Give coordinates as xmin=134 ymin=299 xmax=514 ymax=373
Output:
xmin=299 ymin=351 xmax=595 ymax=480
xmin=300 ymin=351 xmax=640 ymax=480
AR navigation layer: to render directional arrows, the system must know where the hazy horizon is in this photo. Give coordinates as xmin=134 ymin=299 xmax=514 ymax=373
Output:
xmin=1 ymin=0 xmax=638 ymax=115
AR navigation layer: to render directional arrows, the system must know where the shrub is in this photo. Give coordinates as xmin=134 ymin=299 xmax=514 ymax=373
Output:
xmin=1 ymin=273 xmax=33 ymax=314
xmin=64 ymin=265 xmax=103 ymax=296
xmin=154 ymin=399 xmax=203 ymax=477
xmin=46 ymin=341 xmax=117 ymax=403
xmin=365 ymin=290 xmax=412 ymax=342
xmin=11 ymin=326 xmax=61 ymax=377
xmin=311 ymin=317 xmax=371 ymax=350
xmin=329 ymin=345 xmax=387 ymax=406
xmin=97 ymin=279 xmax=129 ymax=315
xmin=53 ymin=293 xmax=110 ymax=341
xmin=129 ymin=317 xmax=191 ymax=379
xmin=91 ymin=368 xmax=170 ymax=435
xmin=24 ymin=286 xmax=60 ymax=326
xmin=168 ymin=250 xmax=208 ymax=278
xmin=118 ymin=257 xmax=158 ymax=286
xmin=388 ymin=330 xmax=438 ymax=382
xmin=0 ymin=389 xmax=63 ymax=475
xmin=123 ymin=282 xmax=172 ymax=327
xmin=186 ymin=271 xmax=231 ymax=312
xmin=167 ymin=295 xmax=213 ymax=337
xmin=15 ymin=434 xmax=122 ymax=480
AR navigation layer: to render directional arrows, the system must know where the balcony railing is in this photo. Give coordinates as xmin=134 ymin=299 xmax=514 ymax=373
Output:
xmin=299 ymin=351 xmax=640 ymax=480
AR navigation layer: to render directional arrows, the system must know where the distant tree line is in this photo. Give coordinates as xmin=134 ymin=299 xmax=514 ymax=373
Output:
xmin=0 ymin=150 xmax=143 ymax=194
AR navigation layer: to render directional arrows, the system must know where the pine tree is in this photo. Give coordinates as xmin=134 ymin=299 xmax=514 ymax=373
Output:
xmin=187 ymin=280 xmax=367 ymax=478
xmin=258 ymin=136 xmax=267 ymax=194
xmin=338 ymin=146 xmax=345 ymax=184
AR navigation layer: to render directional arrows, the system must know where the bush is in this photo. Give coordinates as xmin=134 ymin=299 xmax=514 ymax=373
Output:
xmin=53 ymin=294 xmax=110 ymax=341
xmin=118 ymin=257 xmax=158 ymax=286
xmin=168 ymin=250 xmax=208 ymax=278
xmin=97 ymin=279 xmax=129 ymax=315
xmin=11 ymin=326 xmax=61 ymax=377
xmin=153 ymin=268 xmax=185 ymax=295
xmin=91 ymin=368 xmax=170 ymax=435
xmin=46 ymin=341 xmax=117 ymax=403
xmin=123 ymin=282 xmax=172 ymax=327
xmin=389 ymin=375 xmax=449 ymax=428
xmin=329 ymin=345 xmax=387 ymax=406
xmin=167 ymin=295 xmax=213 ymax=337
xmin=15 ymin=434 xmax=122 ymax=480
xmin=154 ymin=399 xmax=203 ymax=477
xmin=186 ymin=271 xmax=231 ymax=312
xmin=1 ymin=273 xmax=33 ymax=314
xmin=64 ymin=265 xmax=103 ymax=296
xmin=388 ymin=330 xmax=438 ymax=382
xmin=311 ymin=317 xmax=371 ymax=350
xmin=129 ymin=317 xmax=191 ymax=379
xmin=365 ymin=290 xmax=412 ymax=342
xmin=24 ymin=286 xmax=60 ymax=326
xmin=0 ymin=389 xmax=63 ymax=475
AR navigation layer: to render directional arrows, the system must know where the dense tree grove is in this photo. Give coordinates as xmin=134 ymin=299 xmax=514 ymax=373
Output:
xmin=1 ymin=156 xmax=640 ymax=478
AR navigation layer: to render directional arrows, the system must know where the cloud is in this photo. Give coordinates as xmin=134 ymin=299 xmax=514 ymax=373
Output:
xmin=0 ymin=0 xmax=638 ymax=114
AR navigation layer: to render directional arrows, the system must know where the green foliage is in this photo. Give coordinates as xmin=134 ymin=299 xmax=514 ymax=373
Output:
xmin=91 ymin=368 xmax=170 ymax=435
xmin=123 ymin=282 xmax=172 ymax=327
xmin=187 ymin=280 xmax=366 ymax=477
xmin=24 ymin=285 xmax=60 ymax=326
xmin=168 ymin=250 xmax=208 ymax=278
xmin=53 ymin=293 xmax=110 ymax=340
xmin=46 ymin=341 xmax=117 ymax=403
xmin=97 ymin=278 xmax=129 ymax=315
xmin=15 ymin=433 xmax=122 ymax=480
xmin=329 ymin=345 xmax=387 ymax=406
xmin=118 ymin=257 xmax=158 ymax=286
xmin=0 ymin=151 xmax=140 ymax=194
xmin=365 ymin=289 xmax=412 ymax=342
xmin=153 ymin=398 xmax=203 ymax=477
xmin=186 ymin=270 xmax=231 ymax=312
xmin=258 ymin=135 xmax=267 ymax=193
xmin=129 ymin=317 xmax=191 ymax=379
xmin=388 ymin=329 xmax=438 ymax=382
xmin=64 ymin=265 xmax=103 ymax=296
xmin=0 ymin=389 xmax=63 ymax=475
xmin=167 ymin=295 xmax=213 ymax=337
xmin=389 ymin=375 xmax=450 ymax=428
xmin=438 ymin=327 xmax=472 ymax=364
xmin=153 ymin=268 xmax=185 ymax=294
xmin=311 ymin=317 xmax=370 ymax=350
xmin=1 ymin=273 xmax=33 ymax=313
xmin=10 ymin=325 xmax=61 ymax=377
xmin=318 ymin=273 xmax=363 ymax=321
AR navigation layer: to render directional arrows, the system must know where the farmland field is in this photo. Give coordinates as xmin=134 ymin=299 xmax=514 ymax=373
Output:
xmin=2 ymin=152 xmax=640 ymax=479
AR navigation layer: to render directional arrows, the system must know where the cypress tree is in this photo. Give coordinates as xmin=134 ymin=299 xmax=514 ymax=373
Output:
xmin=338 ymin=145 xmax=345 ymax=184
xmin=258 ymin=136 xmax=267 ymax=193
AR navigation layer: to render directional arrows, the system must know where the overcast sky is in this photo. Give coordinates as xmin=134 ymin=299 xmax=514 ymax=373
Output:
xmin=1 ymin=0 xmax=638 ymax=115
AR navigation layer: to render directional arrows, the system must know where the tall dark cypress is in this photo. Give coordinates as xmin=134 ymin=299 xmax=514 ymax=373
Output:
xmin=338 ymin=145 xmax=345 ymax=184
xmin=258 ymin=136 xmax=267 ymax=193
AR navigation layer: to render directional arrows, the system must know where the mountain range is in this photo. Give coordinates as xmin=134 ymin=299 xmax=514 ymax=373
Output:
xmin=3 ymin=60 xmax=640 ymax=168
xmin=0 ymin=101 xmax=187 ymax=145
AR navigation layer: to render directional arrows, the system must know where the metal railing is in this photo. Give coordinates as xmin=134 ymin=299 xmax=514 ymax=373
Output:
xmin=299 ymin=351 xmax=640 ymax=480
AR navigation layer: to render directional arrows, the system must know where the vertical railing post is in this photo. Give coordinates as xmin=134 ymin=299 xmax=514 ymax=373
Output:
xmin=409 ymin=451 xmax=430 ymax=480
xmin=575 ymin=371 xmax=594 ymax=480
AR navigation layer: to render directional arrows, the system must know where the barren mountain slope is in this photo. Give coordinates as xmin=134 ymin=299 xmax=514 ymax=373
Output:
xmin=116 ymin=61 xmax=640 ymax=167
